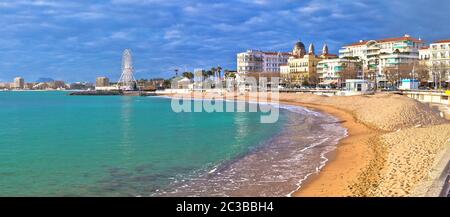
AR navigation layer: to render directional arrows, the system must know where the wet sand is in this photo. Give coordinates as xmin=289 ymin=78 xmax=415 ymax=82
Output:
xmin=282 ymin=102 xmax=380 ymax=196
xmin=160 ymin=91 xmax=450 ymax=196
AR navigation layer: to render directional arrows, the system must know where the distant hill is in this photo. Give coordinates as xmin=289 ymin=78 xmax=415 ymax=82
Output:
xmin=36 ymin=78 xmax=54 ymax=83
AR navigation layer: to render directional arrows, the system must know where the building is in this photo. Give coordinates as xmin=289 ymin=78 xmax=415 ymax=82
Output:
xmin=283 ymin=41 xmax=337 ymax=86
xmin=418 ymin=39 xmax=450 ymax=87
xmin=14 ymin=77 xmax=25 ymax=89
xmin=177 ymin=77 xmax=192 ymax=89
xmin=429 ymin=39 xmax=450 ymax=86
xmin=419 ymin=46 xmax=433 ymax=84
xmin=279 ymin=64 xmax=290 ymax=85
xmin=317 ymin=58 xmax=360 ymax=87
xmin=399 ymin=79 xmax=420 ymax=90
xmin=419 ymin=46 xmax=431 ymax=61
xmin=237 ymin=50 xmax=291 ymax=75
xmin=342 ymin=79 xmax=371 ymax=95
xmin=0 ymin=82 xmax=11 ymax=90
xmin=339 ymin=34 xmax=425 ymax=86
xmin=96 ymin=77 xmax=110 ymax=87
xmin=49 ymin=81 xmax=66 ymax=89
xmin=69 ymin=82 xmax=95 ymax=90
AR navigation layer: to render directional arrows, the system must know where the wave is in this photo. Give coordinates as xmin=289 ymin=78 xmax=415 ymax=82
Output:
xmin=150 ymin=98 xmax=348 ymax=197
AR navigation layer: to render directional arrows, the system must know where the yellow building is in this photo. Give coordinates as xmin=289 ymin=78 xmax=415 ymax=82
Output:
xmin=283 ymin=41 xmax=337 ymax=86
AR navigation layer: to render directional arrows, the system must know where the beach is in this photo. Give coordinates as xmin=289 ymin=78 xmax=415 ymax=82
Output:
xmin=165 ymin=91 xmax=450 ymax=196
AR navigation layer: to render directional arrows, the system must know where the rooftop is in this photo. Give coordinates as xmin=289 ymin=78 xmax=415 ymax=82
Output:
xmin=344 ymin=35 xmax=423 ymax=47
xmin=432 ymin=39 xmax=450 ymax=44
xmin=262 ymin=51 xmax=292 ymax=56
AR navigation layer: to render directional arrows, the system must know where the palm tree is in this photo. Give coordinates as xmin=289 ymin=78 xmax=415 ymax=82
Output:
xmin=182 ymin=72 xmax=194 ymax=79
xmin=211 ymin=67 xmax=217 ymax=79
xmin=217 ymin=66 xmax=222 ymax=79
xmin=206 ymin=69 xmax=214 ymax=78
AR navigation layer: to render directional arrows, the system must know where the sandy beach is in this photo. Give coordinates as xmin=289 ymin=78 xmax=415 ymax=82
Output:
xmin=162 ymin=91 xmax=450 ymax=196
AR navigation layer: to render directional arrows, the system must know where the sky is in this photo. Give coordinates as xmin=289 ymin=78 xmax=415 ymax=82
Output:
xmin=0 ymin=0 xmax=449 ymax=82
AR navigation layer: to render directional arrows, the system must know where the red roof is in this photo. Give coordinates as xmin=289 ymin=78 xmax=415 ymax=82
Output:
xmin=433 ymin=39 xmax=450 ymax=43
xmin=345 ymin=36 xmax=423 ymax=47
xmin=419 ymin=46 xmax=429 ymax=50
xmin=322 ymin=53 xmax=338 ymax=57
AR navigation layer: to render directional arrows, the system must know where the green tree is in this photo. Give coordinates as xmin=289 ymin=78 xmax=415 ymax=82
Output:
xmin=206 ymin=69 xmax=214 ymax=77
xmin=163 ymin=79 xmax=171 ymax=88
xmin=182 ymin=71 xmax=194 ymax=79
xmin=225 ymin=71 xmax=236 ymax=78
xmin=217 ymin=66 xmax=222 ymax=78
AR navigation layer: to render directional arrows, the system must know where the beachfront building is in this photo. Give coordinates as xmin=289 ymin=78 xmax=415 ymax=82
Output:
xmin=340 ymin=79 xmax=372 ymax=96
xmin=279 ymin=64 xmax=290 ymax=86
xmin=0 ymin=82 xmax=11 ymax=90
xmin=418 ymin=39 xmax=450 ymax=87
xmin=399 ymin=79 xmax=420 ymax=90
xmin=237 ymin=50 xmax=291 ymax=75
xmin=177 ymin=77 xmax=192 ymax=89
xmin=317 ymin=58 xmax=360 ymax=87
xmin=283 ymin=41 xmax=337 ymax=86
xmin=14 ymin=77 xmax=25 ymax=89
xmin=419 ymin=46 xmax=433 ymax=85
xmin=339 ymin=34 xmax=425 ymax=87
xmin=95 ymin=77 xmax=110 ymax=87
xmin=430 ymin=39 xmax=450 ymax=86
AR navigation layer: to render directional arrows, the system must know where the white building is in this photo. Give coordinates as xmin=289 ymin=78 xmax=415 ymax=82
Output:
xmin=339 ymin=34 xmax=425 ymax=85
xmin=14 ymin=77 xmax=25 ymax=89
xmin=429 ymin=39 xmax=450 ymax=84
xmin=399 ymin=79 xmax=419 ymax=90
xmin=418 ymin=39 xmax=450 ymax=86
xmin=419 ymin=46 xmax=431 ymax=61
xmin=338 ymin=79 xmax=372 ymax=96
xmin=279 ymin=64 xmax=289 ymax=85
xmin=317 ymin=58 xmax=360 ymax=86
xmin=237 ymin=50 xmax=291 ymax=75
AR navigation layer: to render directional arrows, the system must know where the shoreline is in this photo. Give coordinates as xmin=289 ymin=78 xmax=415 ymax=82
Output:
xmin=277 ymin=100 xmax=381 ymax=196
xmin=161 ymin=92 xmax=368 ymax=196
xmin=158 ymin=93 xmax=348 ymax=196
xmin=159 ymin=92 xmax=450 ymax=196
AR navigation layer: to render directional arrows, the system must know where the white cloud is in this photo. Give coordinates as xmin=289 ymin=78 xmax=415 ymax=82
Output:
xmin=164 ymin=29 xmax=182 ymax=40
xmin=110 ymin=31 xmax=132 ymax=40
xmin=297 ymin=2 xmax=324 ymax=14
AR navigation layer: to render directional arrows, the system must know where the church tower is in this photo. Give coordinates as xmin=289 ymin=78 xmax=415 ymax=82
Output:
xmin=322 ymin=44 xmax=329 ymax=55
xmin=308 ymin=43 xmax=315 ymax=55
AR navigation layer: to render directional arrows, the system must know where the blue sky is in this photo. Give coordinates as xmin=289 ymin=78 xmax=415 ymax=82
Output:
xmin=0 ymin=0 xmax=449 ymax=82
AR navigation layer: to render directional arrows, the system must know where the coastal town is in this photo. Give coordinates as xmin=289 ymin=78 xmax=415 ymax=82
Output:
xmin=2 ymin=34 xmax=449 ymax=109
xmin=1 ymin=34 xmax=450 ymax=197
xmin=2 ymin=34 xmax=450 ymax=94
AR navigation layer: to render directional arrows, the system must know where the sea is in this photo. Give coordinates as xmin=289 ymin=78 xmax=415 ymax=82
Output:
xmin=0 ymin=91 xmax=347 ymax=196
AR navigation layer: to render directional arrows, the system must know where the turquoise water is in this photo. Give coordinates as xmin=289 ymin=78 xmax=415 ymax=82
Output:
xmin=0 ymin=91 xmax=287 ymax=196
